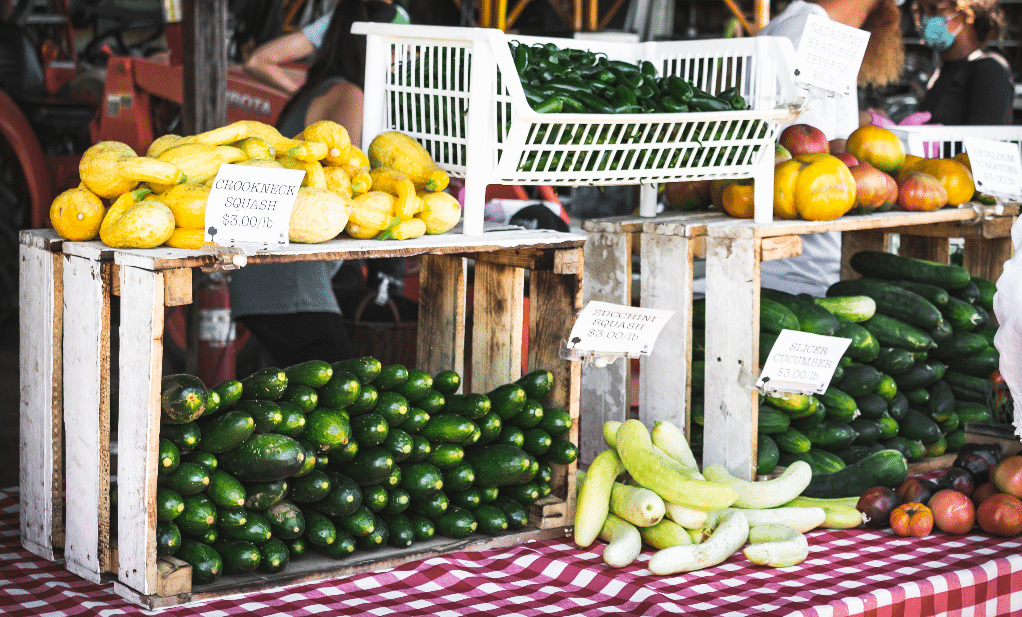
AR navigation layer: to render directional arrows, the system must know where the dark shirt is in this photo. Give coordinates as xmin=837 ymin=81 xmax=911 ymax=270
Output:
xmin=920 ymin=52 xmax=1014 ymax=125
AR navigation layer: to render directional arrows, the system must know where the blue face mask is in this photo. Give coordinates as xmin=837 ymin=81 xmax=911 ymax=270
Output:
xmin=919 ymin=15 xmax=961 ymax=52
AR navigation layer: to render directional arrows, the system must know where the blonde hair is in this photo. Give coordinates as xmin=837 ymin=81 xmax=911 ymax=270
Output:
xmin=858 ymin=0 xmax=905 ymax=87
xmin=951 ymin=0 xmax=1007 ymax=46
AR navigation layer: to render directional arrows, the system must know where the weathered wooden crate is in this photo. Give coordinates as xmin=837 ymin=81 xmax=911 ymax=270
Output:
xmin=20 ymin=228 xmax=584 ymax=608
xmin=703 ymin=205 xmax=1018 ymax=480
xmin=579 ymin=211 xmax=725 ymax=464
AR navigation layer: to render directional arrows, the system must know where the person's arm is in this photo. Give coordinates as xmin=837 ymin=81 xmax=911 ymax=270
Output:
xmin=306 ymin=81 xmax=366 ymax=147
xmin=966 ymin=58 xmax=1015 ymax=125
xmin=243 ymin=31 xmax=316 ymax=95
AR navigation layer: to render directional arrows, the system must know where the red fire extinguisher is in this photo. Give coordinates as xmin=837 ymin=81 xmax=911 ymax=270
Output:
xmin=194 ymin=271 xmax=245 ymax=387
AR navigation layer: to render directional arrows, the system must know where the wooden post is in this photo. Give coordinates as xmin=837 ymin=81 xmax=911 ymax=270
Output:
xmin=416 ymin=255 xmax=466 ymax=379
xmin=471 ymin=261 xmax=525 ymax=394
xmin=181 ymin=0 xmax=227 ymax=134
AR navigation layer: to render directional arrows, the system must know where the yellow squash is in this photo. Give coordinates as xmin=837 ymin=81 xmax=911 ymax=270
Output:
xmin=367 ymin=131 xmax=449 ymax=192
xmin=146 ymin=134 xmax=185 ymax=158
xmin=80 ymin=141 xmax=184 ymax=199
xmin=181 ymin=121 xmax=252 ymax=147
xmin=49 ymin=184 xmax=107 ymax=241
xmin=323 ymin=167 xmax=353 ymax=198
xmin=165 ymin=228 xmax=207 ymax=250
xmin=150 ymin=143 xmax=245 ymax=193
xmin=378 ymin=217 xmax=426 ymax=241
xmin=346 ymin=191 xmax=397 ymax=239
xmin=369 ymin=167 xmax=421 ymax=220
xmin=289 ymin=187 xmax=351 ymax=243
xmin=159 ymin=181 xmax=210 ymax=230
xmin=299 ymin=120 xmax=351 ymax=165
xmin=100 ymin=189 xmax=175 ymax=249
xmin=230 ymin=137 xmax=276 ymax=160
xmin=278 ymin=155 xmax=327 ymax=189
xmin=416 ymin=190 xmax=462 ymax=234
xmin=285 ymin=139 xmax=329 ymax=162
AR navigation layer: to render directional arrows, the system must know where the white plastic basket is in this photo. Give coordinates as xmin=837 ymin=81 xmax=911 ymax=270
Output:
xmin=891 ymin=125 xmax=1022 ymax=159
xmin=353 ymin=23 xmax=804 ymax=234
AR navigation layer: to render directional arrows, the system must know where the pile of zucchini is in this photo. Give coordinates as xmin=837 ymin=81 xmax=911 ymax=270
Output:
xmin=152 ymin=360 xmax=577 ymax=585
xmin=690 ymin=251 xmax=999 ymax=498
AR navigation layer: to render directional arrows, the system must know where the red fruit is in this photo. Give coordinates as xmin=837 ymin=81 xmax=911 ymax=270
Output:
xmin=976 ymin=493 xmax=1022 ymax=537
xmin=857 ymin=486 xmax=901 ymax=529
xmin=834 ymin=152 xmax=859 ymax=167
xmin=993 ymin=455 xmax=1022 ymax=498
xmin=972 ymin=482 xmax=999 ymax=508
xmin=778 ymin=124 xmax=830 ymax=156
xmin=929 ymin=489 xmax=976 ymax=535
xmin=849 ymin=163 xmax=893 ymax=213
xmin=897 ymin=171 xmax=948 ymax=212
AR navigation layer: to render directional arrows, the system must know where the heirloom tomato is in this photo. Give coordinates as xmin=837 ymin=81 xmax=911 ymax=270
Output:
xmin=976 ymin=493 xmax=1022 ymax=537
xmin=889 ymin=502 xmax=933 ymax=537
xmin=929 ymin=489 xmax=975 ymax=535
xmin=845 ymin=125 xmax=906 ymax=175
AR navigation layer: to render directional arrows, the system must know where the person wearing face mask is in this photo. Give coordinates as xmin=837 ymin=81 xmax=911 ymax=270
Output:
xmin=914 ymin=0 xmax=1014 ymax=125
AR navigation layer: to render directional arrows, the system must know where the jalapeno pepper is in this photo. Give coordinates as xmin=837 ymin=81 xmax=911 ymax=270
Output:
xmin=542 ymin=76 xmax=591 ymax=94
xmin=532 ymin=96 xmax=564 ymax=114
xmin=514 ymin=44 xmax=530 ymax=74
xmin=575 ymin=91 xmax=616 ymax=114
xmin=689 ymin=91 xmax=731 ymax=112
xmin=640 ymin=60 xmax=658 ymax=80
xmin=660 ymin=95 xmax=690 ymax=113
xmin=558 ymin=95 xmax=587 ymax=113
xmin=718 ymin=86 xmax=747 ymax=110
xmin=665 ymin=76 xmax=694 ymax=103
xmin=520 ymin=83 xmax=547 ymax=106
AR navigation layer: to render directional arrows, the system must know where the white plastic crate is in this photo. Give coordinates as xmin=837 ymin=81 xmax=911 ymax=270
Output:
xmin=891 ymin=125 xmax=1022 ymax=159
xmin=352 ymin=23 xmax=804 ymax=234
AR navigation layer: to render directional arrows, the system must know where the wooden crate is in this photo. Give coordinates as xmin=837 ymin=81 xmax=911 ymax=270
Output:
xmin=21 ymin=229 xmax=584 ymax=607
xmin=580 ymin=211 xmax=725 ymax=464
xmin=702 ymin=205 xmax=1018 ymax=480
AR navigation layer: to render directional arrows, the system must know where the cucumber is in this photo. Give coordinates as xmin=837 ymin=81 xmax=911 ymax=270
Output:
xmin=898 ymin=407 xmax=944 ymax=445
xmin=265 ymin=500 xmax=306 ymax=539
xmin=835 ymin=321 xmax=879 ymax=363
xmin=927 ymin=379 xmax=956 ymax=422
xmin=931 ymin=332 xmax=988 ymax=359
xmin=946 ymin=347 xmax=999 ymax=379
xmin=856 ymin=392 xmax=890 ymax=421
xmin=955 ymin=401 xmax=992 ymax=424
xmin=876 ymin=413 xmax=899 ymax=439
xmin=315 ymin=472 xmax=363 ymax=517
xmin=952 ymin=280 xmax=980 ymax=304
xmin=161 ymin=374 xmax=209 ymax=424
xmin=220 ymin=434 xmax=306 ymax=482
xmin=802 ymin=420 xmax=858 ymax=452
xmin=805 ymin=448 xmax=847 ymax=474
xmin=835 ymin=364 xmax=882 ymax=397
xmin=760 ymin=298 xmax=801 ymax=334
xmin=946 ymin=428 xmax=967 ymax=452
xmin=835 ymin=443 xmax=883 ymax=465
xmin=861 ymin=314 xmax=935 ymax=351
xmin=802 ymin=449 xmax=908 ymax=498
xmin=930 ymin=319 xmax=954 ymax=345
xmin=827 ymin=278 xmax=943 ymax=330
xmin=942 ymin=296 xmax=984 ymax=332
xmin=848 ymin=251 xmax=971 ymax=290
xmin=893 ymin=361 xmax=946 ymax=391
xmin=175 ymin=538 xmax=223 ymax=584
xmin=332 ymin=357 xmax=382 ymax=385
xmin=885 ymin=279 xmax=950 ymax=307
xmin=756 ymin=433 xmax=780 ymax=475
xmin=876 ymin=374 xmax=898 ymax=402
xmin=971 ymin=276 xmax=996 ymax=311
xmin=872 ymin=347 xmax=915 ymax=375
xmin=818 ymin=388 xmax=858 ymax=422
xmin=464 ymin=444 xmax=537 ymax=487
xmin=812 ymin=295 xmax=876 ymax=323
xmin=878 ymin=436 xmax=926 ymax=462
xmin=904 ymin=386 xmax=930 ymax=406
xmin=848 ymin=417 xmax=881 ymax=445
xmin=938 ymin=411 xmax=960 ymax=433
xmin=284 ymin=360 xmax=334 ymax=388
xmin=774 ymin=426 xmax=812 ymax=454
xmin=942 ymin=370 xmax=993 ymax=403
xmin=757 ymin=405 xmax=791 ymax=435
xmin=792 ymin=400 xmax=826 ymax=431
xmin=887 ymin=391 xmax=909 ymax=421
xmin=762 ymin=289 xmax=839 ymax=335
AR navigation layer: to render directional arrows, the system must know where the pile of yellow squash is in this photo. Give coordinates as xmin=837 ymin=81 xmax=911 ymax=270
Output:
xmin=48 ymin=121 xmax=462 ymax=249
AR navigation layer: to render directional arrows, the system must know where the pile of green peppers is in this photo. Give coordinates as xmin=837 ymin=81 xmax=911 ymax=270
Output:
xmin=510 ymin=41 xmax=747 ymax=115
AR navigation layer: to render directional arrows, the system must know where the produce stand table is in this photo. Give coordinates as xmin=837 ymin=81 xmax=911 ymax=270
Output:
xmin=18 ymin=227 xmax=585 ymax=608
xmin=704 ymin=205 xmax=1018 ymax=481
xmin=3 ymin=486 xmax=1021 ymax=616
xmin=580 ymin=211 xmax=725 ymax=463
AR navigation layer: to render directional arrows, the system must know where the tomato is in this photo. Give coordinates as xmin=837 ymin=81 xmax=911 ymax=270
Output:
xmin=910 ymin=158 xmax=975 ymax=206
xmin=773 ymin=154 xmax=856 ymax=221
xmin=720 ymin=179 xmax=756 ymax=219
xmin=971 ymin=482 xmax=999 ymax=508
xmin=889 ymin=502 xmax=934 ymax=537
xmin=664 ymin=180 xmax=712 ymax=212
xmin=897 ymin=171 xmax=948 ymax=212
xmin=993 ymin=456 xmax=1022 ymax=499
xmin=976 ymin=493 xmax=1022 ymax=537
xmin=845 ymin=125 xmax=906 ymax=175
xmin=929 ymin=489 xmax=976 ymax=535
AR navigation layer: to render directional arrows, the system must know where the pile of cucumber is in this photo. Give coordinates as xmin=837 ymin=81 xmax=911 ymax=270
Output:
xmin=151 ymin=360 xmax=577 ymax=585
xmin=690 ymin=251 xmax=999 ymax=498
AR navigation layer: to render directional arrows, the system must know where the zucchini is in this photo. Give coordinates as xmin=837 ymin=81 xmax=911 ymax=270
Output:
xmin=463 ymin=444 xmax=537 ymax=487
xmin=702 ymin=461 xmax=812 ymax=509
xmin=762 ymin=289 xmax=839 ymax=335
xmin=945 ymin=346 xmax=999 ymax=379
xmin=942 ymin=370 xmax=993 ymax=403
xmin=834 ymin=321 xmax=879 ymax=362
xmin=760 ymin=298 xmax=801 ymax=334
xmin=176 ymin=538 xmax=223 ymax=584
xmin=827 ymin=278 xmax=943 ymax=330
xmin=240 ymin=367 xmax=288 ymax=401
xmin=887 ymin=391 xmax=909 ymax=421
xmin=861 ymin=314 xmax=936 ymax=351
xmin=283 ymin=360 xmax=333 ymax=388
xmin=161 ymin=374 xmax=209 ymax=425
xmin=801 ymin=449 xmax=908 ymax=498
xmin=848 ymin=251 xmax=971 ymax=290
xmin=812 ymin=295 xmax=876 ymax=323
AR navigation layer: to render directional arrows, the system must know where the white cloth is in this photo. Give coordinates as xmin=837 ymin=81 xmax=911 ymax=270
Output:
xmin=755 ymin=0 xmax=860 ymax=297
xmin=993 ymin=222 xmax=1022 ymax=437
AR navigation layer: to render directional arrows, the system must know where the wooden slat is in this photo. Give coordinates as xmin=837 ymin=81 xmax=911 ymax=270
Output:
xmin=964 ymin=236 xmax=1013 ymax=285
xmin=117 ymin=266 xmax=164 ymax=596
xmin=19 ymin=243 xmax=64 ymax=561
xmin=899 ymin=234 xmax=951 ymax=265
xmin=470 ymin=261 xmax=524 ymax=394
xmin=885 ymin=216 xmax=1015 ymax=239
xmin=528 ymin=258 xmax=582 ymax=529
xmin=155 ymin=556 xmax=192 ymax=597
xmin=707 ymin=207 xmax=1002 ymax=239
xmin=760 ymin=235 xmax=802 ymax=262
xmin=579 ymin=228 xmax=631 ymax=465
xmin=467 ymin=248 xmax=554 ymax=271
xmin=840 ymin=229 xmax=886 ymax=280
xmin=416 ymin=254 xmax=466 ymax=379
xmin=62 ymin=256 xmax=112 ymax=583
xmin=639 ymin=230 xmax=694 ymax=437
xmin=110 ymin=266 xmax=192 ymax=306
xmin=703 ymin=236 xmax=760 ymax=481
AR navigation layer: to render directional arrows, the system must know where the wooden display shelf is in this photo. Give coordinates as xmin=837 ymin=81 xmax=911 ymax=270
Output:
xmin=580 ymin=211 xmax=725 ymax=464
xmin=19 ymin=228 xmax=585 ymax=607
xmin=703 ymin=204 xmax=1018 ymax=481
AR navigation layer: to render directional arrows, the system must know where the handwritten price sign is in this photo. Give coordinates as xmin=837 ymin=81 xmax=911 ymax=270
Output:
xmin=204 ymin=164 xmax=305 ymax=246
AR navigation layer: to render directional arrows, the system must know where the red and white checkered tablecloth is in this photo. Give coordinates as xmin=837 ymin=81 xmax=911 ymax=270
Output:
xmin=2 ymin=487 xmax=1020 ymax=617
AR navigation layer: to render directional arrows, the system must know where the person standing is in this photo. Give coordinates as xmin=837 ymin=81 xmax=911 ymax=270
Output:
xmin=229 ymin=0 xmax=408 ymax=367
xmin=914 ymin=0 xmax=1014 ymax=125
xmin=756 ymin=0 xmax=905 ymax=296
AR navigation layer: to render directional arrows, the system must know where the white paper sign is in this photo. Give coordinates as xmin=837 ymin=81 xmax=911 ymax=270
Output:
xmin=792 ymin=14 xmax=870 ymax=97
xmin=204 ymin=164 xmax=306 ymax=246
xmin=963 ymin=137 xmax=1022 ymax=202
xmin=756 ymin=329 xmax=851 ymax=395
xmin=565 ymin=301 xmax=674 ymax=356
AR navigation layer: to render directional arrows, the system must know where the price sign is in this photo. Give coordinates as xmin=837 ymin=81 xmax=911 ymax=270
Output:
xmin=756 ymin=329 xmax=851 ymax=395
xmin=565 ymin=301 xmax=674 ymax=356
xmin=792 ymin=14 xmax=870 ymax=97
xmin=963 ymin=137 xmax=1022 ymax=202
xmin=203 ymin=164 xmax=305 ymax=246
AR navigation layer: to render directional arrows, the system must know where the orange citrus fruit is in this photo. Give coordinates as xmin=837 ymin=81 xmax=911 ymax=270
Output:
xmin=845 ymin=125 xmax=906 ymax=175
xmin=911 ymin=158 xmax=975 ymax=206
